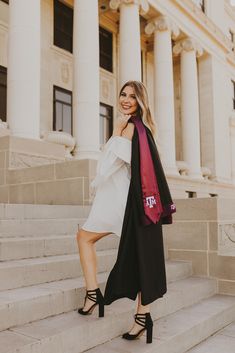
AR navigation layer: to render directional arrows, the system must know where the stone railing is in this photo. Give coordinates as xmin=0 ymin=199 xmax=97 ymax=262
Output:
xmin=165 ymin=197 xmax=235 ymax=296
xmin=0 ymin=157 xmax=97 ymax=205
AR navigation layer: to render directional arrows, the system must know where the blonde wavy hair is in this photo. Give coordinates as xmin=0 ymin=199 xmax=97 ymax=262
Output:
xmin=119 ymin=80 xmax=161 ymax=153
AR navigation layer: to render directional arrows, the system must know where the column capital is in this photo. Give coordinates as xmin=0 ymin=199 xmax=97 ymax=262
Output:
xmin=173 ymin=37 xmax=203 ymax=57
xmin=109 ymin=0 xmax=149 ymax=15
xmin=145 ymin=16 xmax=180 ymax=40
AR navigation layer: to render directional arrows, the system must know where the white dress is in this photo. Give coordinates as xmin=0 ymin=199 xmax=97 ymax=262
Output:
xmin=82 ymin=136 xmax=132 ymax=237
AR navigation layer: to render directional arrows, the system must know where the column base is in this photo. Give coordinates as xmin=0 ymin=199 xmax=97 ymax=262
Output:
xmin=187 ymin=172 xmax=204 ymax=181
xmin=73 ymin=149 xmax=101 ymax=160
xmin=164 ymin=165 xmax=181 ymax=177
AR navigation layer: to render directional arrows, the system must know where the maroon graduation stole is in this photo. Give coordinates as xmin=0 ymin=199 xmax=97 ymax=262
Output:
xmin=130 ymin=116 xmax=163 ymax=225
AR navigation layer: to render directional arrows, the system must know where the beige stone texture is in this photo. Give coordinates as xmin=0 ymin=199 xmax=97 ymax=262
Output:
xmin=218 ymin=279 xmax=235 ymax=296
xmin=217 ymin=198 xmax=235 ymax=220
xmin=166 ymin=221 xmax=208 ymax=250
xmin=9 ymin=184 xmax=35 ymax=204
xmin=0 ymin=185 xmax=8 ymax=203
xmin=173 ymin=198 xmax=218 ymax=221
xmin=168 ymin=250 xmax=208 ymax=276
xmin=0 ymin=169 xmax=5 ymax=185
xmin=6 ymin=164 xmax=55 ymax=184
xmin=0 ymin=136 xmax=9 ymax=151
xmin=35 ymin=179 xmax=83 ymax=205
xmin=0 ymin=152 xmax=5 ymax=168
xmin=209 ymin=252 xmax=235 ymax=280
xmin=208 ymin=221 xmax=218 ymax=251
xmin=55 ymin=159 xmax=95 ymax=179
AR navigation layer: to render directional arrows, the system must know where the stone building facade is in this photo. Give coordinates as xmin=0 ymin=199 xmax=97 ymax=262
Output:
xmin=1 ymin=0 xmax=235 ymax=199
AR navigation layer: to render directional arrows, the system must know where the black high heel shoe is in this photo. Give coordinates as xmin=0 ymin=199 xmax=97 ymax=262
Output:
xmin=77 ymin=288 xmax=104 ymax=317
xmin=122 ymin=312 xmax=153 ymax=344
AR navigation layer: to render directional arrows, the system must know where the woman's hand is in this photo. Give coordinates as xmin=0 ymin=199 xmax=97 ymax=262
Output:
xmin=112 ymin=114 xmax=132 ymax=136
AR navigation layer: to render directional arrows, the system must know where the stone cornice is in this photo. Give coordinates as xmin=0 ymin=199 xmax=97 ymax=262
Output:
xmin=148 ymin=0 xmax=233 ymax=54
xmin=109 ymin=0 xmax=149 ymax=15
xmin=173 ymin=37 xmax=203 ymax=57
xmin=145 ymin=15 xmax=180 ymax=40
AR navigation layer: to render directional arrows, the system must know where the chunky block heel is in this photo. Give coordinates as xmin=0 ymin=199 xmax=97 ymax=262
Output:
xmin=78 ymin=288 xmax=105 ymax=317
xmin=122 ymin=312 xmax=153 ymax=344
xmin=146 ymin=322 xmax=153 ymax=344
xmin=98 ymin=302 xmax=104 ymax=317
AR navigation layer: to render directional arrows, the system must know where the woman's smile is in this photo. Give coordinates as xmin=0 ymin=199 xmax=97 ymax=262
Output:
xmin=119 ymin=85 xmax=138 ymax=115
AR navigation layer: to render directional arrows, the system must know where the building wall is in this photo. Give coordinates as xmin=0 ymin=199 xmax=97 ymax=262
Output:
xmin=1 ymin=0 xmax=235 ymax=187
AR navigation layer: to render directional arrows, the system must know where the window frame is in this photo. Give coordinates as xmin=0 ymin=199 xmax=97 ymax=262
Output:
xmin=99 ymin=26 xmax=113 ymax=73
xmin=99 ymin=102 xmax=113 ymax=145
xmin=53 ymin=0 xmax=73 ymax=53
xmin=0 ymin=65 xmax=7 ymax=122
xmin=53 ymin=85 xmax=73 ymax=135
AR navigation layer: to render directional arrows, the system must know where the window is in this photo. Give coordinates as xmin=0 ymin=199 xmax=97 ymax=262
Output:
xmin=99 ymin=27 xmax=113 ymax=72
xmin=54 ymin=0 xmax=73 ymax=53
xmin=0 ymin=66 xmax=7 ymax=122
xmin=53 ymin=86 xmax=72 ymax=134
xmin=232 ymin=80 xmax=235 ymax=110
xmin=100 ymin=103 xmax=113 ymax=145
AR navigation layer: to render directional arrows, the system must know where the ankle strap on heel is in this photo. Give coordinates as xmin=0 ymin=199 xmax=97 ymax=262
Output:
xmin=134 ymin=313 xmax=148 ymax=328
xmin=86 ymin=289 xmax=98 ymax=303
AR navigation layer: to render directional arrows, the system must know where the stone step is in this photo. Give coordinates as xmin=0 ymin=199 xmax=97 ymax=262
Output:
xmin=0 ymin=204 xmax=91 ymax=220
xmin=186 ymin=320 xmax=235 ymax=352
xmin=85 ymin=295 xmax=235 ymax=353
xmin=0 ymin=234 xmax=119 ymax=260
xmin=0 ymin=250 xmax=116 ymax=290
xmin=0 ymin=250 xmax=192 ymax=291
xmin=2 ymin=290 xmax=232 ymax=353
xmin=0 ymin=218 xmax=85 ymax=237
xmin=0 ymin=274 xmax=216 ymax=332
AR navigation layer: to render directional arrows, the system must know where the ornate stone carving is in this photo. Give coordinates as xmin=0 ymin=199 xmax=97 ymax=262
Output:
xmin=109 ymin=0 xmax=149 ymax=14
xmin=173 ymin=37 xmax=203 ymax=57
xmin=145 ymin=16 xmax=180 ymax=40
xmin=43 ymin=131 xmax=76 ymax=158
xmin=61 ymin=62 xmax=70 ymax=84
xmin=219 ymin=222 xmax=235 ymax=256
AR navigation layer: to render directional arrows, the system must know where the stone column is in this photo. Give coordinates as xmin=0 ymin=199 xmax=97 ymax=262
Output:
xmin=73 ymin=0 xmax=100 ymax=159
xmin=7 ymin=0 xmax=40 ymax=139
xmin=173 ymin=38 xmax=204 ymax=180
xmin=145 ymin=16 xmax=179 ymax=176
xmin=110 ymin=0 xmax=149 ymax=87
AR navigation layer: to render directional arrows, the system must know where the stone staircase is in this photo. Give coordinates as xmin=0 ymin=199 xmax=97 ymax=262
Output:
xmin=0 ymin=204 xmax=234 ymax=353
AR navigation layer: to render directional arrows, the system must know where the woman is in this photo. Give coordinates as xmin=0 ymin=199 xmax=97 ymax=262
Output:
xmin=76 ymin=80 xmax=176 ymax=344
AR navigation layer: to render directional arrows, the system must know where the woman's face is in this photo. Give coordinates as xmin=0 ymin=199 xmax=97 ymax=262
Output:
xmin=119 ymin=85 xmax=138 ymax=116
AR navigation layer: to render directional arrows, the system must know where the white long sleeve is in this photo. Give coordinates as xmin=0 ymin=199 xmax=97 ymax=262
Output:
xmin=91 ymin=136 xmax=131 ymax=190
xmin=82 ymin=135 xmax=132 ymax=237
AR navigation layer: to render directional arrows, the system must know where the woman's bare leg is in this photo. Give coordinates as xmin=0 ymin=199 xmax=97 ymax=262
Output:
xmin=128 ymin=292 xmax=150 ymax=334
xmin=76 ymin=228 xmax=111 ymax=310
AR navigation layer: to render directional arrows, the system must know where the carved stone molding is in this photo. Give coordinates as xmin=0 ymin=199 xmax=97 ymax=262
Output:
xmin=145 ymin=16 xmax=180 ymax=40
xmin=109 ymin=0 xmax=149 ymax=15
xmin=219 ymin=222 xmax=235 ymax=257
xmin=173 ymin=37 xmax=203 ymax=57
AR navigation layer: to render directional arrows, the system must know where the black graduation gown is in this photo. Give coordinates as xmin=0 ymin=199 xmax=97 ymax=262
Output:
xmin=104 ymin=125 xmax=176 ymax=306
